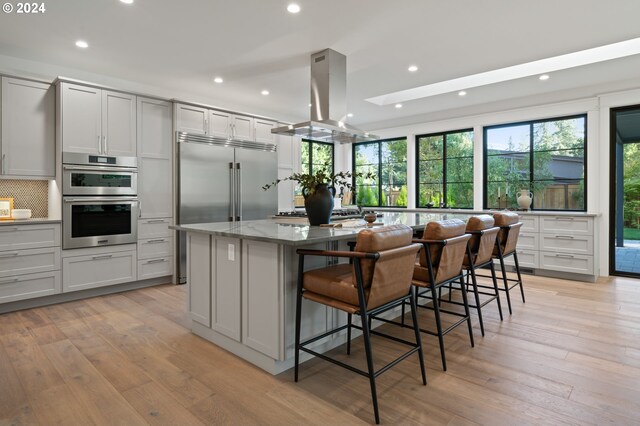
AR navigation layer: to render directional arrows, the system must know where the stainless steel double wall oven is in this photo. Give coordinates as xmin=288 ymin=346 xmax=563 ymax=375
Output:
xmin=62 ymin=152 xmax=139 ymax=249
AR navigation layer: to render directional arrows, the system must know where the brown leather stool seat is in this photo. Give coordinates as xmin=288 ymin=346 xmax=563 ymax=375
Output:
xmin=409 ymin=219 xmax=474 ymax=371
xmin=489 ymin=212 xmax=526 ymax=314
xmin=294 ymin=224 xmax=426 ymax=424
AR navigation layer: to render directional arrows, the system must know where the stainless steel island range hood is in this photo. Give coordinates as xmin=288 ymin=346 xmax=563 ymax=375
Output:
xmin=271 ymin=49 xmax=378 ymax=144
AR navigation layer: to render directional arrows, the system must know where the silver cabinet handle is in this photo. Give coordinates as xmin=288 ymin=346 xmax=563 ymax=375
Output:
xmin=0 ymin=227 xmax=19 ymax=232
xmin=228 ymin=162 xmax=234 ymax=221
xmin=145 ymin=219 xmax=167 ymax=224
xmin=0 ymin=277 xmax=19 ymax=284
xmin=146 ymin=258 xmax=166 ymax=264
xmin=138 ymin=200 xmax=142 ymax=218
xmin=92 ymin=254 xmax=113 ymax=260
xmin=146 ymin=239 xmax=166 ymax=244
xmin=555 ymin=235 xmax=574 ymax=239
xmin=554 ymin=217 xmax=575 ymax=221
xmin=103 ymin=136 xmax=108 ymax=154
xmin=236 ymin=162 xmax=242 ymax=221
xmin=555 ymin=253 xmax=575 ymax=258
xmin=0 ymin=252 xmax=19 ymax=258
xmin=97 ymin=135 xmax=102 ymax=154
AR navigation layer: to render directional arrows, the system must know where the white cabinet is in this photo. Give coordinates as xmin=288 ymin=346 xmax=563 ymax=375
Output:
xmin=208 ymin=109 xmax=254 ymax=140
xmin=0 ymin=223 xmax=61 ymax=303
xmin=176 ymin=104 xmax=208 ymax=135
xmin=62 ymin=245 xmax=137 ymax=292
xmin=60 ymin=82 xmax=136 ymax=156
xmin=138 ymin=236 xmax=173 ymax=260
xmin=540 ymin=216 xmax=593 ymax=235
xmin=254 ymin=118 xmax=276 ymax=144
xmin=137 ymin=257 xmax=173 ymax=281
xmin=138 ymin=218 xmax=172 ymax=239
xmin=212 ymin=237 xmax=241 ymax=341
xmin=1 ymin=77 xmax=55 ymax=178
xmin=188 ymin=233 xmax=211 ymax=326
xmin=137 ymin=97 xmax=172 ymax=219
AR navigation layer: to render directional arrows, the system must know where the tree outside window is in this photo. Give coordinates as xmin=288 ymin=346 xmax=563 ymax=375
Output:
xmin=296 ymin=140 xmax=334 ymax=206
xmin=353 ymin=138 xmax=407 ymax=207
xmin=484 ymin=115 xmax=586 ymax=211
xmin=416 ymin=129 xmax=474 ymax=208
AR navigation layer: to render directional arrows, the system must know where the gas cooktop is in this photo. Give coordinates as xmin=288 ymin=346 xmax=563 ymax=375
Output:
xmin=275 ymin=208 xmax=363 ymax=220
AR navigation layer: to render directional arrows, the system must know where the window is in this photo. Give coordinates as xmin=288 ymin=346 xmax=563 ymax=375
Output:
xmin=300 ymin=139 xmax=334 ymax=175
xmin=484 ymin=114 xmax=586 ymax=211
xmin=416 ymin=129 xmax=474 ymax=209
xmin=353 ymin=138 xmax=407 ymax=207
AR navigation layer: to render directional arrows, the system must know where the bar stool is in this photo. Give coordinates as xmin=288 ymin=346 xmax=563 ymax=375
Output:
xmin=295 ymin=224 xmax=426 ymax=424
xmin=411 ymin=219 xmax=474 ymax=371
xmin=492 ymin=212 xmax=525 ymax=314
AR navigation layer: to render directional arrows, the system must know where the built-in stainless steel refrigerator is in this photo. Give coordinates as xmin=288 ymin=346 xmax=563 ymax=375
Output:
xmin=176 ymin=132 xmax=278 ymax=283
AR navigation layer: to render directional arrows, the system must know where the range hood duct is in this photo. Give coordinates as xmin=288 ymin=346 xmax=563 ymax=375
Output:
xmin=271 ymin=49 xmax=378 ymax=144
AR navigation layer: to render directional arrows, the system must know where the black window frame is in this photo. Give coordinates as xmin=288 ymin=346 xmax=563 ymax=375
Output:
xmin=352 ymin=137 xmax=408 ymax=208
xmin=415 ymin=128 xmax=474 ymax=209
xmin=300 ymin=139 xmax=335 ymax=175
xmin=483 ymin=113 xmax=588 ymax=212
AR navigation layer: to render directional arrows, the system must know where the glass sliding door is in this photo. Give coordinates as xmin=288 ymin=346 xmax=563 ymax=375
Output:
xmin=610 ymin=105 xmax=640 ymax=276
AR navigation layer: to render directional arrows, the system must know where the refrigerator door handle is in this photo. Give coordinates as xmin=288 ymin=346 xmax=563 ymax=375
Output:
xmin=236 ymin=162 xmax=242 ymax=221
xmin=229 ymin=162 xmax=235 ymax=221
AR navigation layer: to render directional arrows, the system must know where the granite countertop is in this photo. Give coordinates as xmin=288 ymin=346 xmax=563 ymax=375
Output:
xmin=171 ymin=212 xmax=477 ymax=246
xmin=0 ymin=218 xmax=61 ymax=225
xmin=374 ymin=207 xmax=600 ymax=217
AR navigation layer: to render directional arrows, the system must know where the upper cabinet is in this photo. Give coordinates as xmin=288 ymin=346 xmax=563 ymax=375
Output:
xmin=60 ymin=82 xmax=136 ymax=156
xmin=175 ymin=103 xmax=275 ymax=144
xmin=1 ymin=77 xmax=55 ymax=179
xmin=254 ymin=118 xmax=277 ymax=144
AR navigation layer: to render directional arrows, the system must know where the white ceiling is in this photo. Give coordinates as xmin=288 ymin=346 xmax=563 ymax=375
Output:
xmin=2 ymin=0 xmax=640 ymax=130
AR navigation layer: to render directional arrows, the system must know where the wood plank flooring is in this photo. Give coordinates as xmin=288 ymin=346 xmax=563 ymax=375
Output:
xmin=1 ymin=274 xmax=640 ymax=425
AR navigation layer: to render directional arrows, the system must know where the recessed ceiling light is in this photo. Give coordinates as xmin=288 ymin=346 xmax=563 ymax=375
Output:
xmin=287 ymin=3 xmax=300 ymax=13
xmin=408 ymin=65 xmax=418 ymax=72
xmin=120 ymin=0 xmax=134 ymax=4
xmin=213 ymin=77 xmax=223 ymax=84
xmin=395 ymin=103 xmax=403 ymax=109
xmin=347 ymin=113 xmax=354 ymax=118
xmin=367 ymin=36 xmax=640 ymax=105
xmin=75 ymin=40 xmax=88 ymax=48
xmin=539 ymin=74 xmax=550 ymax=81
xmin=458 ymin=90 xmax=467 ymax=96
xmin=261 ymin=90 xmax=270 ymax=96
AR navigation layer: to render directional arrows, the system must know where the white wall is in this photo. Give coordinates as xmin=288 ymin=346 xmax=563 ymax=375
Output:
xmin=338 ymin=90 xmax=640 ymax=277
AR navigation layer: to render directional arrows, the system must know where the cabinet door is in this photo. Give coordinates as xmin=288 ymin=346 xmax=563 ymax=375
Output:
xmin=212 ymin=237 xmax=241 ymax=341
xmin=176 ymin=104 xmax=208 ymax=135
xmin=1 ymin=78 xmax=55 ymax=178
xmin=62 ymin=249 xmax=136 ymax=292
xmin=188 ymin=233 xmax=211 ymax=326
xmin=254 ymin=119 xmax=276 ymax=144
xmin=209 ymin=110 xmax=231 ymax=138
xmin=232 ymin=115 xmax=254 ymax=140
xmin=61 ymin=83 xmax=102 ymax=155
xmin=102 ymin=90 xmax=136 ymax=156
xmin=137 ymin=98 xmax=172 ymax=159
xmin=139 ymin=157 xmax=172 ymax=218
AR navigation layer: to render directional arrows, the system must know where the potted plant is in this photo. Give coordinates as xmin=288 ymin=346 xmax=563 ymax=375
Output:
xmin=263 ymin=166 xmax=375 ymax=225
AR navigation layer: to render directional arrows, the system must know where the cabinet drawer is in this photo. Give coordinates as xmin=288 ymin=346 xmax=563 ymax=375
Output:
xmin=138 ymin=218 xmax=172 ymax=239
xmin=0 ymin=224 xmax=60 ymax=251
xmin=0 ymin=247 xmax=60 ymax=277
xmin=540 ymin=233 xmax=593 ymax=255
xmin=518 ymin=215 xmax=539 ymax=232
xmin=499 ymin=249 xmax=538 ymax=269
xmin=62 ymin=249 xmax=136 ymax=292
xmin=539 ymin=251 xmax=594 ymax=275
xmin=517 ymin=232 xmax=538 ymax=251
xmin=137 ymin=257 xmax=173 ymax=280
xmin=540 ymin=216 xmax=593 ymax=235
xmin=138 ymin=237 xmax=173 ymax=260
xmin=0 ymin=271 xmax=61 ymax=304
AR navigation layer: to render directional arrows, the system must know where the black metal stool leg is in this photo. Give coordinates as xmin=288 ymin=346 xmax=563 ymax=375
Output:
xmin=513 ymin=251 xmax=526 ymax=303
xmin=409 ymin=287 xmax=427 ymax=386
xmin=498 ymin=254 xmax=513 ymax=315
xmin=347 ymin=313 xmax=352 ymax=355
xmin=468 ymin=266 xmax=485 ymax=337
xmin=360 ymin=308 xmax=379 ymax=424
xmin=459 ymin=275 xmax=475 ymax=348
xmin=429 ymin=283 xmax=447 ymax=371
xmin=294 ymin=255 xmax=305 ymax=382
xmin=490 ymin=262 xmax=504 ymax=320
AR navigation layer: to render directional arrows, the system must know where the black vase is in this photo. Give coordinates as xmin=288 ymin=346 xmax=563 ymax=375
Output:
xmin=303 ymin=184 xmax=335 ymax=226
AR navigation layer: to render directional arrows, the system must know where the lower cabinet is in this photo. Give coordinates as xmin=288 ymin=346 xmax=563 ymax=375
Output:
xmin=137 ymin=257 xmax=173 ymax=280
xmin=0 ymin=247 xmax=60 ymax=278
xmin=0 ymin=271 xmax=61 ymax=303
xmin=62 ymin=245 xmax=137 ymax=292
xmin=187 ymin=233 xmax=211 ymax=326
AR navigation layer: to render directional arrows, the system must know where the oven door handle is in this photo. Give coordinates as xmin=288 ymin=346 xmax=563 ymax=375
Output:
xmin=64 ymin=197 xmax=139 ymax=203
xmin=63 ymin=165 xmax=137 ymax=173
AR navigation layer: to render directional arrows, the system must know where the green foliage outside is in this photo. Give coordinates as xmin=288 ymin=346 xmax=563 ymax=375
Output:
xmin=354 ymin=139 xmax=407 ymax=207
xmin=623 ymin=142 xmax=640 ymax=237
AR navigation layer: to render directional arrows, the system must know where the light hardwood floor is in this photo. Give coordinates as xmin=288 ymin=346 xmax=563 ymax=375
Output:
xmin=2 ymin=273 xmax=640 ymax=425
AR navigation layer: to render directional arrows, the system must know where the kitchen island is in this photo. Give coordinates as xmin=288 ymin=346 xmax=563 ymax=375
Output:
xmin=171 ymin=212 xmax=474 ymax=375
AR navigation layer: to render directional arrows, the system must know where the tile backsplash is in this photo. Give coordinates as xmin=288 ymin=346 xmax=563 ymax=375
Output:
xmin=0 ymin=180 xmax=48 ymax=218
